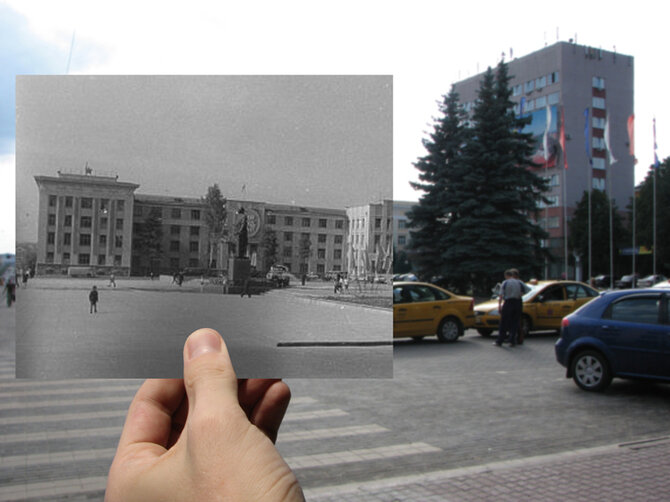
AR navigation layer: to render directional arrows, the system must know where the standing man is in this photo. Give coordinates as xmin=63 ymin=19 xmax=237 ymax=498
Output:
xmin=495 ymin=269 xmax=523 ymax=347
xmin=109 ymin=272 xmax=116 ymax=288
xmin=89 ymin=285 xmax=99 ymax=314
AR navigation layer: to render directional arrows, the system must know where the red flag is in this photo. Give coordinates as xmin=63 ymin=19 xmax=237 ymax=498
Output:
xmin=627 ymin=114 xmax=636 ymax=163
xmin=559 ymin=107 xmax=568 ymax=169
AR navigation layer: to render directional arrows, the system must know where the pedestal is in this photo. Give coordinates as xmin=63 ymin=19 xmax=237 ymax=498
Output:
xmin=228 ymin=257 xmax=251 ymax=284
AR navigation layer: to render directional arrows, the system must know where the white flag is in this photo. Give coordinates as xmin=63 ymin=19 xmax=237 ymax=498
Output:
xmin=604 ymin=114 xmax=617 ymax=164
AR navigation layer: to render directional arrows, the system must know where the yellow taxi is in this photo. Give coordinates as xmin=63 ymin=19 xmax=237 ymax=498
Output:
xmin=473 ymin=280 xmax=599 ymax=338
xmin=393 ymin=282 xmax=475 ymax=342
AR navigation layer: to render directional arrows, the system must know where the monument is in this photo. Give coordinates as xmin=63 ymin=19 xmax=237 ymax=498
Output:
xmin=228 ymin=207 xmax=251 ymax=284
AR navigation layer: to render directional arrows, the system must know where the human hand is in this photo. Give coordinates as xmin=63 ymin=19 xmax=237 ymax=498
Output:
xmin=105 ymin=328 xmax=304 ymax=501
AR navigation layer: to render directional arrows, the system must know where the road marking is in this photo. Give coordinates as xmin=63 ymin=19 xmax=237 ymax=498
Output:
xmin=0 ymin=425 xmax=123 ymax=444
xmin=0 ymin=384 xmax=139 ymax=399
xmin=0 ymin=379 xmax=141 ymax=390
xmin=0 ymin=447 xmax=117 ymax=469
xmin=0 ymin=475 xmax=107 ymax=502
xmin=0 ymin=409 xmax=127 ymax=426
xmin=0 ymin=395 xmax=132 ymax=411
xmin=285 ymin=442 xmax=441 ymax=469
xmin=283 ymin=409 xmax=349 ymax=422
xmin=279 ymin=424 xmax=389 ymax=443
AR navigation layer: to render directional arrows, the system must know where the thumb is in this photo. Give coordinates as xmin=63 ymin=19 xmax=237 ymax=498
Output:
xmin=183 ymin=329 xmax=239 ymax=415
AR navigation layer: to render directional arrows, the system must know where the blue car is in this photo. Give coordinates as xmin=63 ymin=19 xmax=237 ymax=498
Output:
xmin=555 ymin=289 xmax=670 ymax=391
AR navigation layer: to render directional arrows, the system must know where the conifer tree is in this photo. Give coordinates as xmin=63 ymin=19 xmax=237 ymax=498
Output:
xmin=406 ymin=86 xmax=469 ymax=282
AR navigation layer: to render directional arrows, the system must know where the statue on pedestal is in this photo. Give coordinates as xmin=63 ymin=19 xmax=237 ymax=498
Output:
xmin=236 ymin=207 xmax=248 ymax=259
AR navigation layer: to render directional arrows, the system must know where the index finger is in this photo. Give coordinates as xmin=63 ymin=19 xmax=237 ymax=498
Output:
xmin=117 ymin=379 xmax=186 ymax=452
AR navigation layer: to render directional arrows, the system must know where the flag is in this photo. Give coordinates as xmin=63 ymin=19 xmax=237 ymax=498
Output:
xmin=653 ymin=117 xmax=660 ymax=168
xmin=543 ymin=105 xmax=552 ymax=162
xmin=627 ymin=114 xmax=635 ymax=162
xmin=559 ymin=107 xmax=568 ymax=169
xmin=604 ymin=114 xmax=617 ymax=164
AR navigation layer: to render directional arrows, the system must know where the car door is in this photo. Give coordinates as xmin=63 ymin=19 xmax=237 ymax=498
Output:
xmin=533 ymin=284 xmax=571 ymax=330
xmin=565 ymin=283 xmax=599 ymax=312
xmin=393 ymin=284 xmax=439 ymax=337
xmin=600 ymin=293 xmax=669 ymax=378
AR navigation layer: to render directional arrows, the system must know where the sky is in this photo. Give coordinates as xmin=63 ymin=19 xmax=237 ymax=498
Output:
xmin=1 ymin=0 xmax=668 ymax=252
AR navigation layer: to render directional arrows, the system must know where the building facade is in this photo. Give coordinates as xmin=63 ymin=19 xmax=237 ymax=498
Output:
xmin=452 ymin=41 xmax=635 ymax=278
xmin=392 ymin=201 xmax=415 ymax=253
xmin=34 ymin=171 xmax=355 ymax=278
xmin=346 ymin=200 xmax=393 ymax=279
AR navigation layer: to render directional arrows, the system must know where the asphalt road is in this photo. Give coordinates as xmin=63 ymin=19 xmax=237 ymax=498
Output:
xmin=14 ymin=278 xmax=392 ymax=379
xmin=1 ymin=291 xmax=669 ymax=499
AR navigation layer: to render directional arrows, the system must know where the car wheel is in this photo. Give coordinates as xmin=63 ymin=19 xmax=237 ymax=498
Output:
xmin=571 ymin=350 xmax=612 ymax=392
xmin=477 ymin=328 xmax=493 ymax=337
xmin=437 ymin=317 xmax=462 ymax=343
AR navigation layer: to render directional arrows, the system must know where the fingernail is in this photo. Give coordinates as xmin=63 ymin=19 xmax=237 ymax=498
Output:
xmin=187 ymin=330 xmax=222 ymax=360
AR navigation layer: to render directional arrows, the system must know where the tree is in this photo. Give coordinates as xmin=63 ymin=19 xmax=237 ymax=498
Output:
xmin=406 ymin=86 xmax=469 ymax=282
xmin=634 ymin=158 xmax=670 ymax=274
xmin=568 ymin=189 xmax=628 ymax=278
xmin=135 ymin=208 xmax=163 ymax=275
xmin=442 ymin=62 xmax=548 ymax=294
xmin=393 ymin=245 xmax=412 ymax=274
xmin=261 ymin=228 xmax=279 ymax=270
xmin=204 ymin=184 xmax=227 ymax=269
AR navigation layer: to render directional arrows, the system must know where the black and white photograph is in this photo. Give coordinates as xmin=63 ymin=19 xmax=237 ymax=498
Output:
xmin=15 ymin=75 xmax=393 ymax=378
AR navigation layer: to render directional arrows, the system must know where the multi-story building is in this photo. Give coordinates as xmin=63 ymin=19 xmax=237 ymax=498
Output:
xmin=34 ymin=172 xmax=139 ymax=276
xmin=392 ymin=201 xmax=415 ymax=253
xmin=346 ymin=200 xmax=393 ymax=279
xmin=452 ymin=41 xmax=634 ymax=278
xmin=33 ymin=171 xmax=352 ymax=278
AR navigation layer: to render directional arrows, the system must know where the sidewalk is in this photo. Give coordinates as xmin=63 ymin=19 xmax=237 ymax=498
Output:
xmin=304 ymin=436 xmax=670 ymax=501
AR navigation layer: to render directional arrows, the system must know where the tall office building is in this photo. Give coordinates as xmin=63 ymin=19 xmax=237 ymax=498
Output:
xmin=453 ymin=41 xmax=634 ymax=278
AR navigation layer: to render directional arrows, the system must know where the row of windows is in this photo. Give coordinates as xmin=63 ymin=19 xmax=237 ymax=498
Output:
xmin=135 ymin=206 xmax=201 ymax=220
xmin=48 ymin=195 xmax=126 ymax=212
xmin=45 ymin=252 xmax=123 ymax=266
xmin=266 ymin=214 xmax=344 ymax=229
xmin=514 ymin=92 xmax=560 ymax=115
xmin=280 ymin=232 xmax=343 ymax=244
xmin=47 ymin=231 xmax=124 ymax=248
xmin=169 ymin=241 xmax=201 ymax=253
xmin=512 ymin=72 xmax=560 ymax=96
xmin=282 ymin=247 xmax=343 ymax=260
xmin=48 ymin=214 xmax=125 ymax=230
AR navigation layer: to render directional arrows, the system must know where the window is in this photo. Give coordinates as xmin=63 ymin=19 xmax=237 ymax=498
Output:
xmin=189 ymin=241 xmax=199 ymax=252
xmin=283 ymin=247 xmax=292 ymax=257
xmin=191 ymin=209 xmax=200 ymax=220
xmin=319 ymin=218 xmax=327 ymax=228
xmin=64 ymin=215 xmax=72 ymax=227
xmin=100 ymin=234 xmax=107 ymax=246
xmin=302 ymin=217 xmax=311 ymax=227
xmin=100 ymin=217 xmax=108 ymax=228
xmin=375 ymin=218 xmax=381 ymax=229
xmin=593 ymin=177 xmax=606 ymax=190
xmin=606 ymin=296 xmax=660 ymax=324
xmin=170 ymin=241 xmax=180 ymax=252
xmin=171 ymin=208 xmax=181 ymax=219
xmin=116 ymin=200 xmax=125 ymax=212
xmin=46 ymin=252 xmax=54 ymax=263
xmin=64 ymin=233 xmax=71 ymax=246
xmin=100 ymin=199 xmax=109 ymax=213
xmin=525 ymin=99 xmax=535 ymax=112
xmin=318 ymin=234 xmax=327 ymax=243
xmin=114 ymin=255 xmax=122 ymax=266
xmin=48 ymin=214 xmax=56 ymax=226
xmin=524 ymin=80 xmax=535 ymax=93
xmin=540 ymin=286 xmax=565 ymax=302
xmin=134 ymin=206 xmax=143 ymax=217
xmin=47 ymin=232 xmax=55 ymax=244
xmin=334 ymin=235 xmax=343 ymax=244
xmin=65 ymin=196 xmax=73 ymax=208
xmin=317 ymin=264 xmax=325 ymax=274
xmin=593 ymin=117 xmax=606 ymax=129
xmin=535 ymin=96 xmax=547 ymax=108
xmin=592 ymin=97 xmax=606 ymax=109
xmin=49 ymin=195 xmax=57 ymax=207
xmin=115 ymin=235 xmax=123 ymax=248
xmin=81 ymin=198 xmax=93 ymax=209
xmin=398 ymin=235 xmax=406 ymax=245
xmin=566 ymin=284 xmax=598 ymax=300
xmin=80 ymin=234 xmax=91 ymax=246
xmin=548 ymin=92 xmax=560 ymax=105
xmin=63 ymin=252 xmax=70 ymax=263
xmin=550 ymin=71 xmax=559 ymax=84
xmin=335 ymin=220 xmax=343 ymax=229
xmin=539 ymin=196 xmax=559 ymax=209
xmin=544 ymin=174 xmax=559 ymax=187
xmin=190 ymin=226 xmax=200 ymax=236
xmin=535 ymin=75 xmax=547 ymax=89
xmin=592 ymin=137 xmax=606 ymax=149
xmin=116 ymin=218 xmax=124 ymax=230
xmin=171 ymin=225 xmax=180 ymax=235
xmin=592 ymin=158 xmax=606 ymax=170
xmin=80 ymin=216 xmax=92 ymax=228
xmin=267 ymin=214 xmax=276 ymax=224
xmin=284 ymin=216 xmax=293 ymax=226
xmin=317 ymin=249 xmax=326 ymax=259
xmin=78 ymin=254 xmax=90 ymax=265
xmin=284 ymin=232 xmax=293 ymax=241
xmin=98 ymin=254 xmax=106 ymax=265
xmin=513 ymin=84 xmax=522 ymax=96
xmin=334 ymin=249 xmax=342 ymax=260
xmin=592 ymin=76 xmax=605 ymax=90
xmin=394 ymin=284 xmax=449 ymax=304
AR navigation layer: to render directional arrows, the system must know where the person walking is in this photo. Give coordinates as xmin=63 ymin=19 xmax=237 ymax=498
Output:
xmin=109 ymin=272 xmax=116 ymax=288
xmin=494 ymin=269 xmax=523 ymax=347
xmin=3 ymin=277 xmax=16 ymax=307
xmin=89 ymin=285 xmax=99 ymax=314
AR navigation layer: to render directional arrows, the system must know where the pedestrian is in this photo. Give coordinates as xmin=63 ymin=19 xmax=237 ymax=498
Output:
xmin=511 ymin=269 xmax=530 ymax=345
xmin=109 ymin=272 xmax=116 ymax=288
xmin=240 ymin=277 xmax=251 ymax=298
xmin=221 ymin=274 xmax=229 ymax=295
xmin=22 ymin=270 xmax=29 ymax=288
xmin=3 ymin=277 xmax=16 ymax=307
xmin=105 ymin=328 xmax=304 ymax=501
xmin=495 ymin=269 xmax=523 ymax=347
xmin=344 ymin=276 xmax=349 ymax=292
xmin=89 ymin=285 xmax=99 ymax=314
